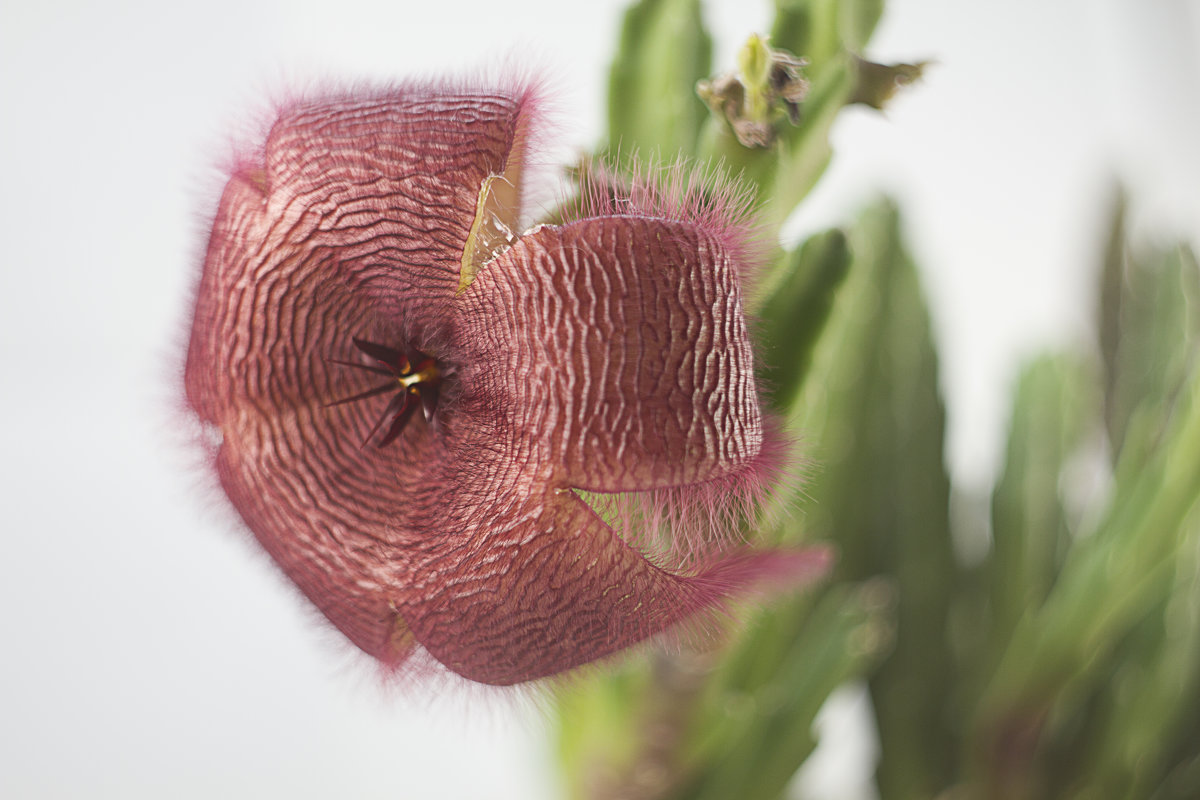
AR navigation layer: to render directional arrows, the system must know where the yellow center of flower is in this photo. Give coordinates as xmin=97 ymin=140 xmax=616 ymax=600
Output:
xmin=397 ymin=360 xmax=440 ymax=388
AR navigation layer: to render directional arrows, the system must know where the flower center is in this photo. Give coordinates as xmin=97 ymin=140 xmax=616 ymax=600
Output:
xmin=328 ymin=337 xmax=444 ymax=447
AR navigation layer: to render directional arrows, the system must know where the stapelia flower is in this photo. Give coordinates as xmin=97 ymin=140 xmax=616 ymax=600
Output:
xmin=185 ymin=79 xmax=828 ymax=685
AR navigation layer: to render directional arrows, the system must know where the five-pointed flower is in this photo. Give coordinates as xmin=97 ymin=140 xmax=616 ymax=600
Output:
xmin=184 ymin=79 xmax=827 ymax=685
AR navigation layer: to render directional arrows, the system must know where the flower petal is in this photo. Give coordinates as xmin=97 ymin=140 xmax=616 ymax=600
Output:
xmin=400 ymin=213 xmax=805 ymax=684
xmin=399 ymin=438 xmax=828 ymax=684
xmin=184 ymin=83 xmax=540 ymax=665
xmin=454 ymin=216 xmax=764 ymax=492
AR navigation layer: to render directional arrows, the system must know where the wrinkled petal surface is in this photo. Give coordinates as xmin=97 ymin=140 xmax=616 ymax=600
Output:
xmin=455 ymin=217 xmax=763 ymax=490
xmin=186 ymin=85 xmax=537 ymax=663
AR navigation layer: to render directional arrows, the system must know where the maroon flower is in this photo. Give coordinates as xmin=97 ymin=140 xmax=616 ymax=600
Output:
xmin=185 ymin=79 xmax=828 ymax=685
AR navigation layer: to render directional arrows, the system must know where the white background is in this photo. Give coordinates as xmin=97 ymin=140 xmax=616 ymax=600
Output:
xmin=2 ymin=1 xmax=1197 ymax=797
